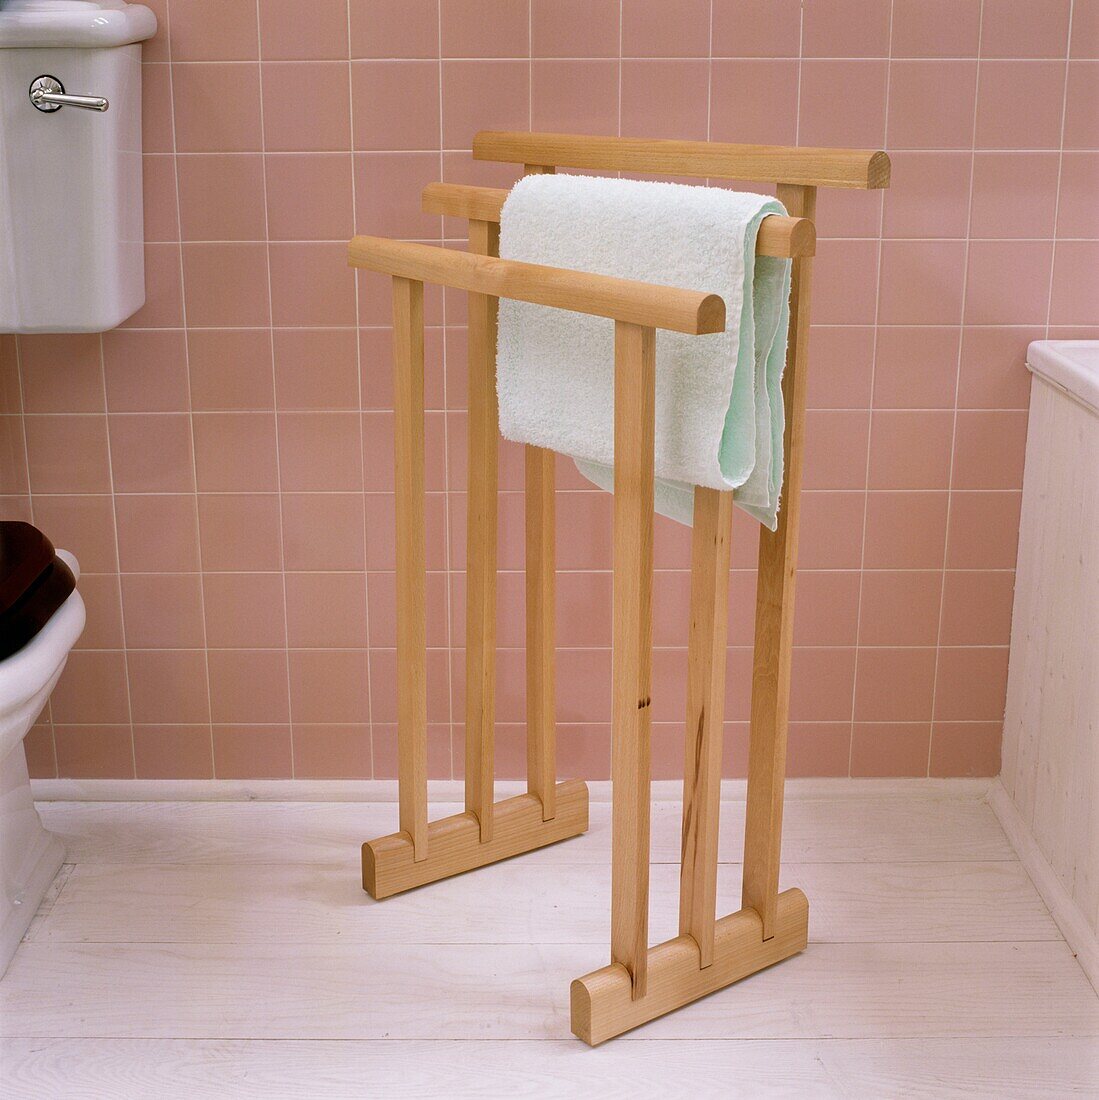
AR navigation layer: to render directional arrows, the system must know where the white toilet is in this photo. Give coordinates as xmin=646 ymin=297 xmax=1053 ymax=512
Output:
xmin=0 ymin=547 xmax=85 ymax=977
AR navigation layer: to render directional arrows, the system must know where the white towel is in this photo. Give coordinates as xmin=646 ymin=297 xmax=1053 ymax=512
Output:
xmin=496 ymin=173 xmax=792 ymax=529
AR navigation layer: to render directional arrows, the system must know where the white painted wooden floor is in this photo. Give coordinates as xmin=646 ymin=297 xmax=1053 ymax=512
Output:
xmin=2 ymin=788 xmax=1098 ymax=1098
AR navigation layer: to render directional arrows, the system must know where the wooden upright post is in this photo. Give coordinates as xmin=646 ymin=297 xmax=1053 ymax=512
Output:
xmin=742 ymin=183 xmax=818 ymax=937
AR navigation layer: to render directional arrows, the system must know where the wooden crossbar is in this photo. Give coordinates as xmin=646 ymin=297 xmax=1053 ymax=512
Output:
xmin=474 ymin=130 xmax=890 ymax=189
xmin=421 ymin=183 xmax=816 ymax=258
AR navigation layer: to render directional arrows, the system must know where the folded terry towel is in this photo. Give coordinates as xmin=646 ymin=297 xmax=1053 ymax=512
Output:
xmin=496 ymin=173 xmax=792 ymax=529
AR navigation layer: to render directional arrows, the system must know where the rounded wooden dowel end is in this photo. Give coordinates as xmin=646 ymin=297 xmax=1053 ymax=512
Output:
xmin=868 ymin=150 xmax=891 ymax=189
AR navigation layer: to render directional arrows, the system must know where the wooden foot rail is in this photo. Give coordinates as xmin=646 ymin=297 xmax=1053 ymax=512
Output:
xmin=352 ymin=130 xmax=887 ymax=1041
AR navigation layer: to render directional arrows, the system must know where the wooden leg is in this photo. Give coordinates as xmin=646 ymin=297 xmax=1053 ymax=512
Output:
xmin=526 ymin=444 xmax=557 ymax=821
xmin=392 ymin=276 xmax=428 ymax=862
xmin=742 ymin=183 xmax=817 ymax=938
xmin=679 ymin=487 xmax=734 ymax=967
xmin=610 ymin=321 xmax=656 ymax=999
xmin=463 ymin=220 xmax=500 ymax=843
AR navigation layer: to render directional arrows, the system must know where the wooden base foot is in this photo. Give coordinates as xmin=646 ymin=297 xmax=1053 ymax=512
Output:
xmin=570 ymin=887 xmax=809 ymax=1045
xmin=363 ymin=779 xmax=588 ymax=899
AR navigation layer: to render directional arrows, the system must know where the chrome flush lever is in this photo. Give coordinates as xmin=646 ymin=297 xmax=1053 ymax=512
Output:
xmin=29 ymin=76 xmax=109 ymax=113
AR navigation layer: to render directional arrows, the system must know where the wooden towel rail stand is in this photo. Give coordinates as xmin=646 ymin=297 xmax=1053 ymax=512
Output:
xmin=348 ymin=131 xmax=890 ymax=1045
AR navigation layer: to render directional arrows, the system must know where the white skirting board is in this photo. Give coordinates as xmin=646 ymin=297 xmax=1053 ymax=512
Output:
xmin=989 ymin=778 xmax=1099 ymax=994
xmin=30 ymin=776 xmax=992 ymax=803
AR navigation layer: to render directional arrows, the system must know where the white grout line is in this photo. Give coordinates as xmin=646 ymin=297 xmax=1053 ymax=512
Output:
xmin=926 ymin=0 xmax=990 ymax=776
xmin=1045 ymin=0 xmax=1076 ymax=334
xmin=846 ymin=0 xmax=895 ymax=776
xmin=252 ymin=0 xmax=297 ymax=779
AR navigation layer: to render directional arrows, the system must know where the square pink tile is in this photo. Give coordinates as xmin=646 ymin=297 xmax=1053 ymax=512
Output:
xmin=929 ymin=722 xmax=1002 ymax=776
xmin=888 ymin=61 xmax=978 ymax=149
xmin=957 ymin=326 xmax=1039 ymax=410
xmin=371 ymin=648 xmax=450 ymax=722
xmin=946 ymin=491 xmax=1022 ymax=570
xmin=798 ymin=491 xmax=866 ymax=569
xmin=709 ymin=61 xmax=799 ymax=147
xmin=188 ymin=329 xmax=275 ymax=412
xmin=134 ymin=725 xmax=214 ymax=780
xmin=799 ymin=61 xmax=888 ymax=148
xmin=980 ymin=0 xmax=1072 ymax=58
xmin=620 ymin=60 xmax=709 ymax=141
xmin=806 ymin=327 xmax=875 ymax=409
xmin=169 ymin=0 xmax=258 ymax=60
xmin=531 ymin=61 xmax=620 ymax=136
xmin=863 ymin=490 xmax=949 ymax=569
xmin=285 ymin=573 xmax=368 ymax=648
xmin=115 ymin=493 xmax=201 ymax=572
xmin=73 ymin=574 xmax=124 ymax=650
xmin=182 ymin=244 xmax=271 ymax=328
xmin=269 ymin=242 xmax=357 ymax=326
xmin=881 ymin=152 xmax=972 ymax=239
xmin=371 ymin=722 xmax=452 ymax=779
xmin=51 ymin=651 xmax=130 ymax=724
xmin=939 ymin=570 xmax=1016 ymax=646
xmin=353 ymin=152 xmax=443 ymax=239
xmin=265 ymin=153 xmax=355 ymax=241
xmin=812 ymin=240 xmax=880 ymax=325
xmin=0 ymin=417 xmax=27 ymax=495
xmin=127 ymin=650 xmax=211 ymax=724
xmin=1057 ymin=153 xmax=1099 ymax=236
xmin=351 ymin=0 xmax=438 ymax=58
xmin=32 ymin=495 xmax=118 ymax=573
xmin=711 ymin=0 xmax=801 ymax=57
xmin=172 ymin=63 xmax=263 ymax=152
xmin=177 ymin=154 xmax=267 ymax=241
xmin=802 ymin=0 xmax=891 ymax=58
xmin=964 ymin=240 xmax=1054 ymax=326
xmin=951 ymin=410 xmax=1028 ymax=490
xmin=273 ymin=329 xmax=359 ymax=410
xmin=281 ymin=492 xmax=365 ymax=570
xmin=140 ymin=0 xmax=168 ymax=62
xmin=20 ymin=334 xmax=104 ymax=413
xmin=622 ymin=0 xmax=710 ymax=56
xmin=203 ymin=572 xmax=287 ymax=649
xmin=208 ymin=650 xmax=291 ymax=723
xmin=259 ymin=0 xmax=349 ymax=60
xmin=1050 ymin=242 xmax=1099 ymax=325
xmin=442 ymin=61 xmax=531 ymax=147
xmin=858 ymin=570 xmax=943 ymax=646
xmin=213 ymin=725 xmax=293 ymax=779
xmin=975 ymin=61 xmax=1069 ymax=150
xmin=786 ymin=723 xmax=851 ymax=778
xmin=293 ymin=725 xmax=370 ymax=779
xmin=790 ymin=648 xmax=857 ymax=722
xmin=970 ymin=152 xmax=1060 ymax=239
xmin=262 ymin=62 xmax=352 ymax=152
xmin=532 ymin=0 xmax=619 ymax=57
xmin=872 ymin=327 xmax=959 ymax=409
xmin=121 ymin=573 xmax=205 ymax=649
xmin=441 ymin=0 xmax=529 ymax=57
xmin=192 ymin=412 xmax=279 ymax=492
xmin=109 ymin=413 xmax=195 ymax=493
xmin=793 ymin=570 xmax=861 ymax=646
xmin=850 ymin=722 xmax=931 ymax=777
xmin=288 ymin=649 xmax=369 ymax=722
xmin=802 ymin=410 xmax=870 ymax=489
xmin=878 ymin=241 xmax=966 ymax=326
xmin=816 ymin=186 xmax=884 ymax=239
xmin=854 ymin=647 xmax=936 ymax=722
xmin=198 ymin=493 xmax=284 ymax=572
xmin=25 ymin=415 xmax=111 ymax=494
xmin=278 ymin=411 xmax=363 ymax=491
xmin=54 ymin=726 xmax=135 ymax=779
xmin=371 ymin=570 xmax=450 ymax=647
xmin=934 ymin=647 xmax=1009 ymax=721
xmin=868 ymin=410 xmax=954 ymax=489
xmin=352 ymin=61 xmax=441 ymax=149
xmin=891 ymin=0 xmax=981 ymax=58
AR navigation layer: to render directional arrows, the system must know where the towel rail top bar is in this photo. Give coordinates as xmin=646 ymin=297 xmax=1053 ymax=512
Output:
xmin=347 ymin=235 xmax=726 ymax=336
xmin=421 ymin=183 xmax=815 ymax=259
xmin=473 ymin=131 xmax=890 ymax=190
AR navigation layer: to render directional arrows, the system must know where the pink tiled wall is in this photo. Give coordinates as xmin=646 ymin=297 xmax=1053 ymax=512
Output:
xmin=2 ymin=0 xmax=1097 ymax=782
